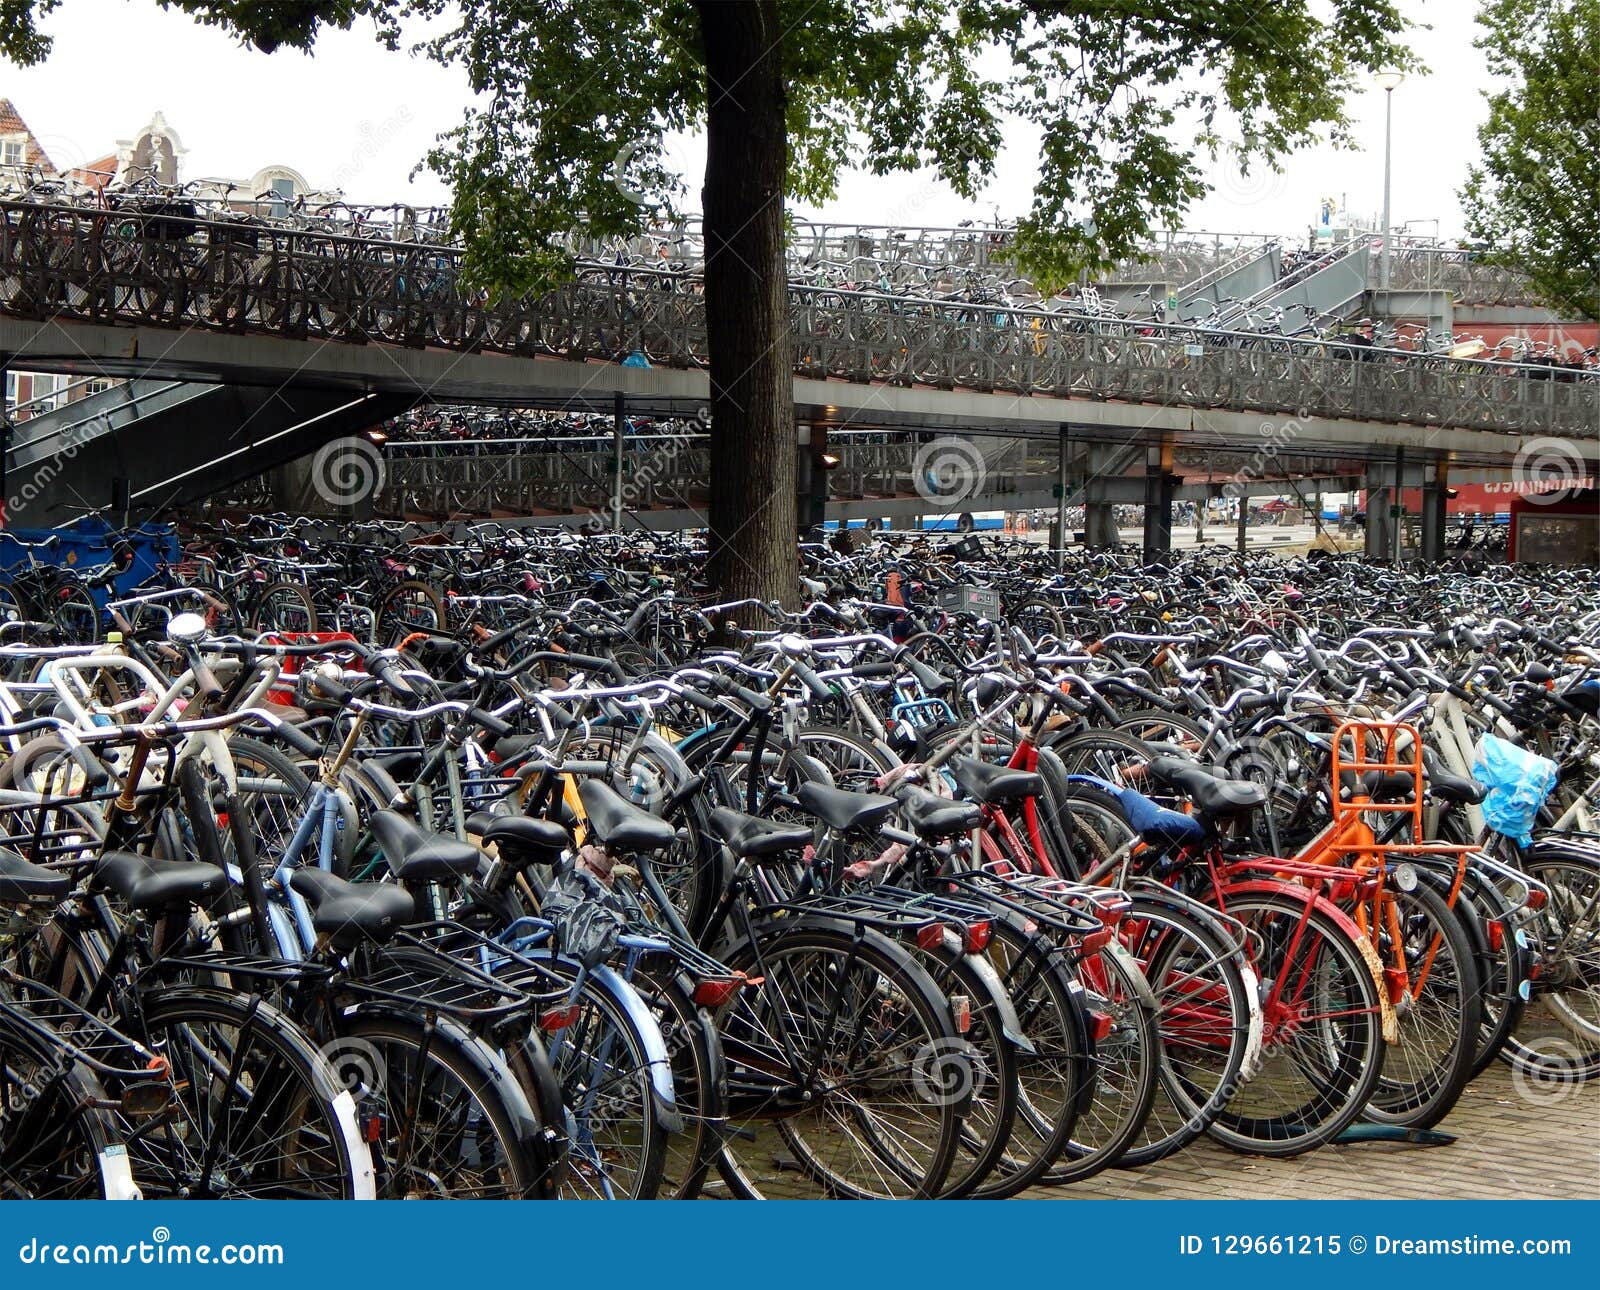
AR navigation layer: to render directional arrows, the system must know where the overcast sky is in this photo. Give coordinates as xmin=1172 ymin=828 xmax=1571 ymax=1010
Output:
xmin=5 ymin=0 xmax=1485 ymax=241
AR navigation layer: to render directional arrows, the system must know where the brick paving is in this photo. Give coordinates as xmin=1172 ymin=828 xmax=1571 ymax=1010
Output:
xmin=1032 ymin=1065 xmax=1599 ymax=1200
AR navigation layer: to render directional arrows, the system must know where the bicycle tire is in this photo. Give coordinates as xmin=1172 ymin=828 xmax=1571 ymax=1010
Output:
xmin=715 ymin=921 xmax=966 ymax=1199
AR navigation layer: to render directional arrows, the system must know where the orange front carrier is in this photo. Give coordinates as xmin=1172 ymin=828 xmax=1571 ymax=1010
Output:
xmin=1324 ymin=720 xmax=1477 ymax=997
xmin=1325 ymin=720 xmax=1475 ymax=868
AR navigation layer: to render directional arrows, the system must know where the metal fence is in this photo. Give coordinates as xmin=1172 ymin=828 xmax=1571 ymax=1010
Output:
xmin=0 ymin=199 xmax=1590 ymax=439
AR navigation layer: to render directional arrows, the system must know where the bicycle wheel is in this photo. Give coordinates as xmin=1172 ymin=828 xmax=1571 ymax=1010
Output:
xmin=1428 ymin=823 xmax=1531 ymax=1076
xmin=341 ymin=1009 xmax=543 ymax=1199
xmin=223 ymin=736 xmax=339 ymax=874
xmin=1039 ymin=941 xmax=1160 ymax=1183
xmin=630 ymin=965 xmax=727 ymax=1200
xmin=1362 ymin=879 xmax=1481 ymax=1128
xmin=545 ymin=726 xmax=723 ymax=937
xmin=1205 ymin=892 xmax=1386 ymax=1156
xmin=50 ymin=582 xmax=101 ymax=643
xmin=969 ymin=915 xmax=1091 ymax=1197
xmin=716 ymin=922 xmax=966 ymax=1199
xmin=1501 ymin=846 xmax=1600 ymax=1082
xmin=135 ymin=987 xmax=373 ymax=1199
xmin=793 ymin=724 xmax=900 ymax=792
xmin=251 ymin=580 xmax=318 ymax=634
xmin=376 ymin=579 xmax=445 ymax=644
xmin=540 ymin=969 xmax=672 ymax=1200
xmin=912 ymin=937 xmax=1019 ymax=1198
xmin=1118 ymin=894 xmax=1255 ymax=1166
xmin=0 ymin=1011 xmax=128 ymax=1199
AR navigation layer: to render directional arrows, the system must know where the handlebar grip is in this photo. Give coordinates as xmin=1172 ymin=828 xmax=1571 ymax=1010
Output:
xmin=1387 ymin=659 xmax=1427 ymax=692
xmin=790 ymin=659 xmax=835 ymax=702
xmin=468 ymin=706 xmax=514 ymax=738
xmin=190 ymin=653 xmax=226 ymax=708
xmin=1048 ymin=687 xmax=1089 ymax=716
xmin=371 ymin=656 xmax=415 ymax=697
xmin=731 ymin=684 xmax=774 ymax=713
xmin=852 ymin=662 xmax=898 ymax=680
xmin=1235 ymin=690 xmax=1278 ymax=716
xmin=554 ymin=651 xmax=625 ymax=680
xmin=899 ymin=653 xmax=947 ymax=693
xmin=1321 ymin=672 xmax=1356 ymax=699
xmin=1482 ymin=691 xmax=1518 ymax=719
xmin=70 ymin=744 xmax=110 ymax=791
xmin=308 ymin=673 xmax=352 ymax=704
xmin=273 ymin=720 xmax=325 ymax=759
xmin=678 ymin=687 xmax=722 ymax=714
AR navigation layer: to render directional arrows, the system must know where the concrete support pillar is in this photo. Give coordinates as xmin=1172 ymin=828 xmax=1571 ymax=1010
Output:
xmin=1141 ymin=437 xmax=1175 ymax=564
xmin=1392 ymin=446 xmax=1405 ymax=567
xmin=1083 ymin=443 xmax=1120 ymax=549
xmin=1420 ymin=460 xmax=1448 ymax=563
xmin=1364 ymin=466 xmax=1391 ymax=561
xmin=611 ymin=391 xmax=625 ymax=533
xmin=796 ymin=421 xmax=825 ymax=540
xmin=1054 ymin=424 xmax=1070 ymax=568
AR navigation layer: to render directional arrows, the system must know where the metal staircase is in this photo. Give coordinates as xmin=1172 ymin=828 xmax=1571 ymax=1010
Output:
xmin=7 ymin=380 xmax=412 ymax=525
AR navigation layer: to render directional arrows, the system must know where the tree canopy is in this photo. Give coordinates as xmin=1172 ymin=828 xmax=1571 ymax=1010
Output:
xmin=5 ymin=0 xmax=1417 ymax=296
xmin=1462 ymin=0 xmax=1600 ymax=321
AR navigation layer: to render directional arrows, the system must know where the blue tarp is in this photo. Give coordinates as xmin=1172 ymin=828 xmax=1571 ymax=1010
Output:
xmin=0 ymin=519 xmax=179 ymax=605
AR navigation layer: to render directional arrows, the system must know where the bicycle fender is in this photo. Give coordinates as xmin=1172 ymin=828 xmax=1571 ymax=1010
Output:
xmin=957 ymin=949 xmax=1034 ymax=1054
xmin=1099 ymin=937 xmax=1158 ymax=1011
xmin=1221 ymin=878 xmax=1398 ymax=1046
xmin=586 ymin=963 xmax=683 ymax=1133
xmin=343 ymin=1003 xmax=555 ymax=1152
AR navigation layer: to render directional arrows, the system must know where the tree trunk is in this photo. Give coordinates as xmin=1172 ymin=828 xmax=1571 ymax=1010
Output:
xmin=696 ymin=0 xmax=796 ymax=609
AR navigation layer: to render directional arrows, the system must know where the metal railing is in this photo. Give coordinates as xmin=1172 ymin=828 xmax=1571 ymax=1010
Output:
xmin=0 ymin=198 xmax=1590 ymax=441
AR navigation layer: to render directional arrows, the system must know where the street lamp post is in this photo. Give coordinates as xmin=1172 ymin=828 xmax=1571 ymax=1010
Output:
xmin=1375 ymin=70 xmax=1405 ymax=294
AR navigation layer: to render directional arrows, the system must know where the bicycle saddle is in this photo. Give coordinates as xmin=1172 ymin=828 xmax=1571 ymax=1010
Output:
xmin=370 ymin=811 xmax=483 ymax=882
xmin=577 ymin=779 xmax=677 ymax=853
xmin=1424 ymin=771 xmax=1487 ymax=806
xmin=0 ymin=848 xmax=71 ymax=903
xmin=795 ymin=781 xmax=897 ymax=832
xmin=95 ymin=853 xmax=227 ymax=912
xmin=478 ymin=813 xmax=570 ymax=864
xmin=897 ymin=786 xmax=983 ymax=840
xmin=707 ymin=807 xmax=811 ymax=860
xmin=1344 ymin=769 xmax=1415 ymax=801
xmin=289 ymin=867 xmax=415 ymax=949
xmin=1147 ymin=756 xmax=1267 ymax=817
xmin=949 ymin=755 xmax=1043 ymax=804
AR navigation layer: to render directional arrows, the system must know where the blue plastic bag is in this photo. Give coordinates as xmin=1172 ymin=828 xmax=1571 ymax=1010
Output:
xmin=1472 ymin=733 xmax=1558 ymax=846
